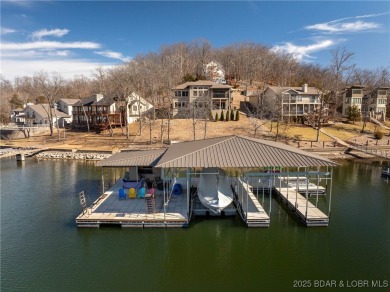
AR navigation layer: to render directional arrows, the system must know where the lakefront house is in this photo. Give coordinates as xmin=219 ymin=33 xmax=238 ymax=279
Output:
xmin=171 ymin=80 xmax=232 ymax=118
xmin=248 ymin=84 xmax=323 ymax=122
xmin=72 ymin=93 xmax=153 ymax=131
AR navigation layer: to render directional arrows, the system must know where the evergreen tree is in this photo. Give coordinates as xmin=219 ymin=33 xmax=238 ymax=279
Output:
xmin=226 ymin=110 xmax=230 ymax=121
xmin=220 ymin=110 xmax=225 ymax=121
xmin=347 ymin=105 xmax=361 ymax=124
xmin=235 ymin=110 xmax=240 ymax=121
xmin=230 ymin=109 xmax=235 ymax=121
xmin=215 ymin=112 xmax=219 ymax=121
xmin=9 ymin=94 xmax=23 ymax=109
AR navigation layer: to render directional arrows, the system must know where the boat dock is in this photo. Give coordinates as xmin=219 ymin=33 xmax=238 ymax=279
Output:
xmin=76 ymin=180 xmax=189 ymax=228
xmin=234 ymin=179 xmax=270 ymax=227
xmin=273 ymin=178 xmax=329 ymax=226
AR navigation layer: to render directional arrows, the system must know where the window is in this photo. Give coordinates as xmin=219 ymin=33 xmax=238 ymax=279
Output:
xmin=296 ymin=95 xmax=302 ymax=102
xmin=378 ymin=90 xmax=387 ymax=96
xmin=174 ymin=101 xmax=187 ymax=108
xmin=352 ymin=89 xmax=362 ymax=95
xmin=133 ymin=105 xmax=137 ymax=111
xmin=310 ymin=96 xmax=317 ymax=103
xmin=352 ymin=98 xmax=361 ymax=104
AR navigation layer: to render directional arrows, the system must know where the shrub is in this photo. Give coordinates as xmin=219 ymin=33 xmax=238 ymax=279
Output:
xmin=374 ymin=131 xmax=384 ymax=140
xmin=230 ymin=109 xmax=235 ymax=121
xmin=215 ymin=112 xmax=219 ymax=122
xmin=226 ymin=111 xmax=230 ymax=121
xmin=235 ymin=110 xmax=240 ymax=121
xmin=220 ymin=110 xmax=225 ymax=121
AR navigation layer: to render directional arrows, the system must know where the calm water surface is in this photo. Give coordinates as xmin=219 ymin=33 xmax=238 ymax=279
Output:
xmin=1 ymin=158 xmax=389 ymax=291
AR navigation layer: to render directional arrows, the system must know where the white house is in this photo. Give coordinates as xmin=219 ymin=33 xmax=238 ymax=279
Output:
xmin=205 ymin=61 xmax=226 ymax=84
xmin=57 ymin=99 xmax=80 ymax=124
xmin=127 ymin=92 xmax=154 ymax=123
xmin=24 ymin=104 xmax=70 ymax=127
xmin=11 ymin=108 xmax=25 ymax=124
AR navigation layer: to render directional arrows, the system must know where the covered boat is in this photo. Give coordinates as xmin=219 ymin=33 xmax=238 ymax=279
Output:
xmin=197 ymin=167 xmax=233 ymax=214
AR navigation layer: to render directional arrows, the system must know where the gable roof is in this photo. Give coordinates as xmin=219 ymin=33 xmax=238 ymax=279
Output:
xmin=97 ymin=136 xmax=337 ymax=168
xmin=25 ymin=104 xmax=70 ymax=118
xmin=155 ymin=136 xmax=337 ymax=168
xmin=97 ymin=149 xmax=167 ymax=167
xmin=74 ymin=96 xmax=97 ymax=106
xmin=174 ymin=80 xmax=232 ymax=90
xmin=93 ymin=96 xmax=116 ymax=106
xmin=58 ymin=99 xmax=80 ymax=105
xmin=268 ymin=85 xmax=321 ymax=95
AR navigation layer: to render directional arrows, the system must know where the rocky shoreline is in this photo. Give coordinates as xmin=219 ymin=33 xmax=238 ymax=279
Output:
xmin=35 ymin=151 xmax=112 ymax=160
xmin=0 ymin=147 xmax=112 ymax=160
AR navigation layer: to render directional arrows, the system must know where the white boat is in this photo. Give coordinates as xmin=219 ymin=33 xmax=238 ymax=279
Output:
xmin=279 ymin=176 xmax=326 ymax=195
xmin=197 ymin=167 xmax=233 ymax=214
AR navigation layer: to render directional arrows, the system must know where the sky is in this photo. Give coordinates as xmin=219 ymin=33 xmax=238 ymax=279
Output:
xmin=1 ymin=0 xmax=389 ymax=80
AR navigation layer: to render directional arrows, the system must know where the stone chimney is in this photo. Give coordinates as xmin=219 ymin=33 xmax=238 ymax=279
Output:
xmin=302 ymin=83 xmax=308 ymax=93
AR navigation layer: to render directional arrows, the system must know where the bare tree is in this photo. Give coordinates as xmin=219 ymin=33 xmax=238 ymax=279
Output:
xmin=68 ymin=75 xmax=93 ymax=132
xmin=109 ymin=63 xmax=136 ymax=141
xmin=328 ymin=47 xmax=355 ymax=117
xmin=33 ymin=72 xmax=65 ymax=139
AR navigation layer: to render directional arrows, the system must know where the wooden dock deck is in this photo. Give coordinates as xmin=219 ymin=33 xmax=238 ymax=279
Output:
xmin=234 ymin=179 xmax=270 ymax=227
xmin=76 ymin=180 xmax=189 ymax=228
xmin=273 ymin=178 xmax=329 ymax=226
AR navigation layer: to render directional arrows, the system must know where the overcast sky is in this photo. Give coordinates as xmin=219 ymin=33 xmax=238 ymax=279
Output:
xmin=1 ymin=0 xmax=389 ymax=80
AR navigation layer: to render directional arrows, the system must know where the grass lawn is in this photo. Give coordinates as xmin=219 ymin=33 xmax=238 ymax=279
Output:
xmin=264 ymin=122 xmax=332 ymax=141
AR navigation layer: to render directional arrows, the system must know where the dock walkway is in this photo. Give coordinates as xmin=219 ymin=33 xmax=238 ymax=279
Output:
xmin=235 ymin=179 xmax=270 ymax=227
xmin=274 ymin=178 xmax=329 ymax=226
xmin=76 ymin=180 xmax=188 ymax=228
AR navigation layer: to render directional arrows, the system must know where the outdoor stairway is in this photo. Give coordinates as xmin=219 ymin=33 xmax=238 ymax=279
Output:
xmin=320 ymin=128 xmax=390 ymax=159
xmin=370 ymin=117 xmax=390 ymax=130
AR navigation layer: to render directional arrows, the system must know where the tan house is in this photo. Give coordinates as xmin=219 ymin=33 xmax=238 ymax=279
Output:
xmin=248 ymin=84 xmax=322 ymax=122
xmin=363 ymin=87 xmax=388 ymax=121
xmin=343 ymin=86 xmax=388 ymax=121
xmin=172 ymin=80 xmax=232 ymax=117
xmin=342 ymin=85 xmax=365 ymax=117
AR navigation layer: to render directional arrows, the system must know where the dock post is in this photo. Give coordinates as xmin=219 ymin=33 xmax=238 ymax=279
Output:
xmin=305 ymin=174 xmax=309 ymax=220
xmin=328 ymin=168 xmax=333 ymax=218
xmin=16 ymin=153 xmax=25 ymax=161
xmin=186 ymin=168 xmax=190 ymax=221
xmin=101 ymin=167 xmax=105 ymax=192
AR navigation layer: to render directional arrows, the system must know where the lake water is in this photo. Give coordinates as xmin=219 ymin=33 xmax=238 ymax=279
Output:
xmin=1 ymin=158 xmax=389 ymax=291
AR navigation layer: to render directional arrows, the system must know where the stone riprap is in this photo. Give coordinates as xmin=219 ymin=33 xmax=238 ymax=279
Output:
xmin=35 ymin=151 xmax=111 ymax=160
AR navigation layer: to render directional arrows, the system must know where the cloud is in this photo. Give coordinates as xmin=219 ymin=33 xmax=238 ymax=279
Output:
xmin=2 ymin=41 xmax=101 ymax=50
xmin=0 ymin=58 xmax=115 ymax=80
xmin=95 ymin=50 xmax=131 ymax=62
xmin=1 ymin=27 xmax=16 ymax=35
xmin=32 ymin=28 xmax=70 ymax=40
xmin=305 ymin=12 xmax=389 ymax=34
xmin=306 ymin=21 xmax=380 ymax=34
xmin=271 ymin=40 xmax=336 ymax=61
